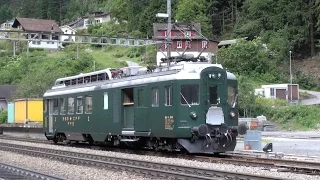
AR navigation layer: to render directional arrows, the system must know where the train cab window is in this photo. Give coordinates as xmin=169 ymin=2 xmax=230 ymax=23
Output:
xmin=60 ymin=98 xmax=66 ymax=115
xmin=68 ymin=97 xmax=74 ymax=114
xmin=152 ymin=87 xmax=159 ymax=107
xmin=228 ymin=86 xmax=236 ymax=106
xmin=181 ymin=84 xmax=199 ymax=105
xmin=76 ymin=96 xmax=83 ymax=114
xmin=165 ymin=85 xmax=172 ymax=106
xmin=209 ymin=85 xmax=218 ymax=105
xmin=52 ymin=99 xmax=59 ymax=115
xmin=85 ymin=96 xmax=92 ymax=114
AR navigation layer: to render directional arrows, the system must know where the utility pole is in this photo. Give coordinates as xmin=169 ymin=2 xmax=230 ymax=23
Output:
xmin=166 ymin=0 xmax=171 ymax=59
xmin=289 ymin=51 xmax=292 ymax=103
xmin=156 ymin=0 xmax=172 ymax=66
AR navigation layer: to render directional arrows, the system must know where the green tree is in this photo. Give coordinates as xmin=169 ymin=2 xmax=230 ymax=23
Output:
xmin=175 ymin=0 xmax=212 ymax=36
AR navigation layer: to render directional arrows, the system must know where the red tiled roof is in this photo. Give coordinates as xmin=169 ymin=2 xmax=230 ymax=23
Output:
xmin=12 ymin=18 xmax=63 ymax=33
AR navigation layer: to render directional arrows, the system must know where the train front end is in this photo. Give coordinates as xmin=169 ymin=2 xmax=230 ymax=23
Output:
xmin=178 ymin=66 xmax=247 ymax=154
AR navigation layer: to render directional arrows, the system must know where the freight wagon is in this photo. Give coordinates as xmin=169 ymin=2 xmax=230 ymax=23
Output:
xmin=43 ymin=59 xmax=246 ymax=154
xmin=8 ymin=98 xmax=43 ymax=124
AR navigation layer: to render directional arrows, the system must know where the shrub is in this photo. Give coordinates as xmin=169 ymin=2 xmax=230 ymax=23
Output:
xmin=0 ymin=110 xmax=7 ymax=124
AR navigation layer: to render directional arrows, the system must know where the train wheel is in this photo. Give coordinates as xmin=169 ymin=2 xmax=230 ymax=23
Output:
xmin=53 ymin=138 xmax=58 ymax=144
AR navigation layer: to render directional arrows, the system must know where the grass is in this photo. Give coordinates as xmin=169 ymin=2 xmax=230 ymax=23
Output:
xmin=46 ymin=45 xmax=152 ymax=69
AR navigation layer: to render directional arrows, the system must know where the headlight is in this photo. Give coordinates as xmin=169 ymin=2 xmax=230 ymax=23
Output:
xmin=190 ymin=112 xmax=197 ymax=120
xmin=230 ymin=111 xmax=236 ymax=118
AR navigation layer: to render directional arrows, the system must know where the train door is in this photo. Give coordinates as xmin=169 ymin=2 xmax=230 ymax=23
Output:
xmin=122 ymin=88 xmax=134 ymax=130
xmin=48 ymin=99 xmax=55 ymax=133
xmin=134 ymin=86 xmax=148 ymax=132
xmin=201 ymin=67 xmax=227 ymax=125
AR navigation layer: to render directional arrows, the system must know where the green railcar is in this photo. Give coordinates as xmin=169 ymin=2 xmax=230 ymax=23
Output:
xmin=43 ymin=61 xmax=246 ymax=153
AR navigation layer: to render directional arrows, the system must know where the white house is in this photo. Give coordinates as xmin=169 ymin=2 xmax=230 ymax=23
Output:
xmin=11 ymin=18 xmax=63 ymax=49
xmin=0 ymin=20 xmax=14 ymax=30
xmin=60 ymin=25 xmax=77 ymax=42
xmin=67 ymin=11 xmax=112 ymax=30
xmin=254 ymin=84 xmax=299 ymax=101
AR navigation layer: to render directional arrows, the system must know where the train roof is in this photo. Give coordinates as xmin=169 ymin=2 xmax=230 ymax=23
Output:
xmin=44 ymin=62 xmax=237 ymax=97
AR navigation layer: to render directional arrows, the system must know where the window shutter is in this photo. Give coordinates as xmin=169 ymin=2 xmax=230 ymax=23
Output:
xmin=182 ymin=41 xmax=185 ymax=48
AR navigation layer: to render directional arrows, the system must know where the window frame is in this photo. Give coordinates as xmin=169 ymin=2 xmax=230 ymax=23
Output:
xmin=52 ymin=99 xmax=59 ymax=115
xmin=85 ymin=95 xmax=93 ymax=114
xmin=180 ymin=84 xmax=200 ymax=105
xmin=177 ymin=41 xmax=182 ymax=48
xmin=68 ymin=97 xmax=74 ymax=114
xmin=151 ymin=87 xmax=159 ymax=107
xmin=104 ymin=92 xmax=109 ymax=110
xmin=76 ymin=96 xmax=84 ymax=114
xmin=60 ymin=98 xmax=66 ymax=115
xmin=165 ymin=85 xmax=172 ymax=106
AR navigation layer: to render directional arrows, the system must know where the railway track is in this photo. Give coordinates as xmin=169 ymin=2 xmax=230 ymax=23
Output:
xmin=0 ymin=141 xmax=285 ymax=180
xmin=0 ymin=162 xmax=65 ymax=180
xmin=1 ymin=135 xmax=320 ymax=176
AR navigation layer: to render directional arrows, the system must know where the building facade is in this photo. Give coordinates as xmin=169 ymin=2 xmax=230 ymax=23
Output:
xmin=11 ymin=18 xmax=63 ymax=49
xmin=254 ymin=84 xmax=299 ymax=101
xmin=67 ymin=11 xmax=112 ymax=30
xmin=152 ymin=23 xmax=219 ymax=65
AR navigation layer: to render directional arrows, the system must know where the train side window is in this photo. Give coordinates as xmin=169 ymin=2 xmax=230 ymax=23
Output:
xmin=181 ymin=84 xmax=199 ymax=105
xmin=228 ymin=86 xmax=236 ymax=106
xmin=152 ymin=87 xmax=159 ymax=107
xmin=165 ymin=85 xmax=172 ymax=106
xmin=60 ymin=98 xmax=66 ymax=115
xmin=52 ymin=99 xmax=59 ymax=115
xmin=68 ymin=97 xmax=74 ymax=114
xmin=104 ymin=93 xmax=108 ymax=110
xmin=209 ymin=85 xmax=218 ymax=105
xmin=85 ymin=96 xmax=92 ymax=114
xmin=76 ymin=96 xmax=83 ymax=114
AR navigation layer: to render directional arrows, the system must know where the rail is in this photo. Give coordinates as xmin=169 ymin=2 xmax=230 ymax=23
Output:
xmin=0 ymin=142 xmax=285 ymax=180
xmin=0 ymin=162 xmax=65 ymax=180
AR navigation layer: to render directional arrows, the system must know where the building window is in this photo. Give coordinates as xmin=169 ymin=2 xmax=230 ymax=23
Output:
xmin=186 ymin=41 xmax=191 ymax=48
xmin=85 ymin=96 xmax=92 ymax=114
xmin=165 ymin=86 xmax=172 ymax=106
xmin=60 ymin=98 xmax=66 ymax=115
xmin=181 ymin=84 xmax=199 ymax=105
xmin=270 ymin=88 xmax=275 ymax=96
xmin=137 ymin=89 xmax=144 ymax=107
xmin=76 ymin=96 xmax=83 ymax=114
xmin=177 ymin=41 xmax=182 ymax=48
xmin=68 ymin=97 xmax=74 ymax=114
xmin=202 ymin=41 xmax=208 ymax=48
xmin=185 ymin=31 xmax=191 ymax=37
xmin=104 ymin=92 xmax=108 ymax=110
xmin=152 ymin=87 xmax=159 ymax=107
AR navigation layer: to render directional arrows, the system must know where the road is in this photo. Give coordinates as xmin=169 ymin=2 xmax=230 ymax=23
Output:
xmin=299 ymin=89 xmax=320 ymax=105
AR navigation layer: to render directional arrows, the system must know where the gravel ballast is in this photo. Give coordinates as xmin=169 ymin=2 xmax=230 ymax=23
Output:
xmin=0 ymin=139 xmax=319 ymax=180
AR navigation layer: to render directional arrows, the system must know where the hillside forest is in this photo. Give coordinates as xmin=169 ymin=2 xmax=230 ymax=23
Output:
xmin=0 ymin=0 xmax=320 ymax=130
